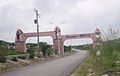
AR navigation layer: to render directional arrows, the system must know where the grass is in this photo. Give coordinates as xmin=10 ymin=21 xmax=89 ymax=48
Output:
xmin=4 ymin=50 xmax=20 ymax=55
xmin=7 ymin=54 xmax=30 ymax=58
xmin=116 ymin=53 xmax=120 ymax=61
xmin=73 ymin=39 xmax=120 ymax=76
xmin=73 ymin=51 xmax=95 ymax=76
xmin=74 ymin=64 xmax=88 ymax=76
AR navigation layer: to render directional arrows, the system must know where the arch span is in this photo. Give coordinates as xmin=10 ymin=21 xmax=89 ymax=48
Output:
xmin=15 ymin=27 xmax=60 ymax=53
xmin=15 ymin=27 xmax=102 ymax=55
xmin=58 ymin=28 xmax=102 ymax=55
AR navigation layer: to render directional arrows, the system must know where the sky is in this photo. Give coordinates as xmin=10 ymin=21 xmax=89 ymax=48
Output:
xmin=0 ymin=0 xmax=120 ymax=45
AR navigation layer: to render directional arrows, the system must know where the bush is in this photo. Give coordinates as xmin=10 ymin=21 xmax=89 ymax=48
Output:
xmin=5 ymin=50 xmax=19 ymax=55
xmin=11 ymin=57 xmax=17 ymax=61
xmin=0 ymin=45 xmax=7 ymax=63
xmin=46 ymin=48 xmax=55 ymax=56
xmin=27 ymin=44 xmax=35 ymax=59
xmin=64 ymin=46 xmax=71 ymax=52
xmin=29 ymin=53 xmax=35 ymax=59
xmin=17 ymin=56 xmax=27 ymax=59
xmin=0 ymin=56 xmax=7 ymax=63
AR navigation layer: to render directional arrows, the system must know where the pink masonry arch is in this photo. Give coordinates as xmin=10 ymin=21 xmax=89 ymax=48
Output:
xmin=15 ymin=27 xmax=60 ymax=53
xmin=15 ymin=27 xmax=102 ymax=55
xmin=57 ymin=28 xmax=102 ymax=55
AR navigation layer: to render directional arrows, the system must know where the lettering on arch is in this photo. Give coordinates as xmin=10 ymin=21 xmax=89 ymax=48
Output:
xmin=66 ymin=34 xmax=91 ymax=39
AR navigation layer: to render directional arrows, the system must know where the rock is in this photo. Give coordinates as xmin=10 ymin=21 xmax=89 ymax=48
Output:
xmin=88 ymin=68 xmax=94 ymax=73
xmin=34 ymin=56 xmax=40 ymax=60
xmin=101 ymin=74 xmax=108 ymax=76
xmin=88 ymin=73 xmax=93 ymax=76
xmin=34 ymin=56 xmax=41 ymax=62
xmin=0 ymin=63 xmax=11 ymax=71
xmin=116 ymin=61 xmax=120 ymax=64
xmin=40 ymin=58 xmax=46 ymax=62
xmin=17 ymin=59 xmax=30 ymax=66
xmin=7 ymin=60 xmax=20 ymax=67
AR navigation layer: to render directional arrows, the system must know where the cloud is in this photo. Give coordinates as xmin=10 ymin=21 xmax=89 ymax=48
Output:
xmin=0 ymin=0 xmax=120 ymax=45
xmin=0 ymin=0 xmax=35 ymax=42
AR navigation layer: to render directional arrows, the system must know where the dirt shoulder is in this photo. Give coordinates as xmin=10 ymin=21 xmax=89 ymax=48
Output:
xmin=0 ymin=51 xmax=76 ymax=74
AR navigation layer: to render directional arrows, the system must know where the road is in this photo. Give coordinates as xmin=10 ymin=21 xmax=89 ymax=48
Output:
xmin=0 ymin=50 xmax=89 ymax=76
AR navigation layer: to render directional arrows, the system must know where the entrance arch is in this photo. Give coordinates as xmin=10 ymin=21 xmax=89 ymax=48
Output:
xmin=15 ymin=27 xmax=102 ymax=55
xmin=15 ymin=27 xmax=61 ymax=53
xmin=58 ymin=28 xmax=102 ymax=55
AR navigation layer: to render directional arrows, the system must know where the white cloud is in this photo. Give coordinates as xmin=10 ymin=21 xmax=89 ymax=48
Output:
xmin=0 ymin=0 xmax=120 ymax=45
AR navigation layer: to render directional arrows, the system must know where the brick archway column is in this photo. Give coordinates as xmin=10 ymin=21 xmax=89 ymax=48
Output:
xmin=15 ymin=29 xmax=27 ymax=53
xmin=92 ymin=34 xmax=96 ymax=49
xmin=15 ymin=41 xmax=26 ymax=53
xmin=60 ymin=39 xmax=65 ymax=55
xmin=92 ymin=28 xmax=102 ymax=49
xmin=53 ymin=26 xmax=62 ymax=55
xmin=53 ymin=39 xmax=58 ymax=53
xmin=59 ymin=35 xmax=66 ymax=55
xmin=93 ymin=41 xmax=96 ymax=48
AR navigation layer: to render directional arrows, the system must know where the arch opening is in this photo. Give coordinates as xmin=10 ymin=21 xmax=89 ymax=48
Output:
xmin=26 ymin=36 xmax=53 ymax=45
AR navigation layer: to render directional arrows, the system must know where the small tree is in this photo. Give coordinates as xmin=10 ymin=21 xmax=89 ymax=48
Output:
xmin=47 ymin=47 xmax=55 ymax=56
xmin=40 ymin=42 xmax=50 ymax=57
xmin=27 ymin=44 xmax=35 ymax=59
xmin=64 ymin=46 xmax=71 ymax=52
xmin=0 ymin=45 xmax=7 ymax=63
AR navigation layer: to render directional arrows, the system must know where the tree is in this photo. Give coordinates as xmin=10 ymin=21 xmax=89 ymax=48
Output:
xmin=27 ymin=44 xmax=36 ymax=59
xmin=0 ymin=45 xmax=7 ymax=63
xmin=39 ymin=42 xmax=50 ymax=57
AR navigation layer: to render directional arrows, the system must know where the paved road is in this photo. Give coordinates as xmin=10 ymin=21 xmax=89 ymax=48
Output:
xmin=0 ymin=50 xmax=89 ymax=76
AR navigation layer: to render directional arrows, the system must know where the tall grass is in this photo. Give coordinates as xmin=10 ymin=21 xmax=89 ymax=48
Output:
xmin=73 ymin=26 xmax=120 ymax=76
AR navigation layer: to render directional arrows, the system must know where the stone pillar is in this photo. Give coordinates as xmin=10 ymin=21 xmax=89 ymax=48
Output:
xmin=93 ymin=41 xmax=97 ymax=49
xmin=93 ymin=28 xmax=102 ymax=48
xmin=15 ymin=41 xmax=26 ymax=53
xmin=53 ymin=39 xmax=58 ymax=54
xmin=54 ymin=26 xmax=61 ymax=55
xmin=59 ymin=39 xmax=64 ymax=55
xmin=15 ymin=29 xmax=27 ymax=53
xmin=61 ymin=44 xmax=64 ymax=55
xmin=93 ymin=38 xmax=102 ymax=49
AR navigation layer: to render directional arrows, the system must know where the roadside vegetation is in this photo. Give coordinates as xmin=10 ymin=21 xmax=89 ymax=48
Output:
xmin=73 ymin=28 xmax=120 ymax=76
xmin=0 ymin=39 xmax=73 ymax=71
xmin=0 ymin=40 xmax=73 ymax=62
xmin=74 ymin=39 xmax=120 ymax=76
xmin=0 ymin=41 xmax=56 ymax=62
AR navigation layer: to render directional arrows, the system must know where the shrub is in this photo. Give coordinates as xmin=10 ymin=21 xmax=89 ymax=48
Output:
xmin=0 ymin=56 xmax=7 ymax=63
xmin=0 ymin=45 xmax=7 ymax=63
xmin=11 ymin=57 xmax=17 ymax=61
xmin=29 ymin=53 xmax=35 ymax=59
xmin=17 ymin=56 xmax=27 ymax=59
xmin=27 ymin=44 xmax=35 ymax=59
xmin=46 ymin=48 xmax=55 ymax=56
xmin=64 ymin=46 xmax=71 ymax=52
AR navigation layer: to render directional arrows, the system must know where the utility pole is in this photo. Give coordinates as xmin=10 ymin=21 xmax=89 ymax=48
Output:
xmin=34 ymin=9 xmax=40 ymax=55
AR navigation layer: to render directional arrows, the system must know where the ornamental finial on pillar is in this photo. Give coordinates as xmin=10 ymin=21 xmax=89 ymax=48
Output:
xmin=54 ymin=26 xmax=61 ymax=32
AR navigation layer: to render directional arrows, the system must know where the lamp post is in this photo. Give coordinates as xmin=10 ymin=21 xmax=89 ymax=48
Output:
xmin=34 ymin=9 xmax=41 ymax=55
